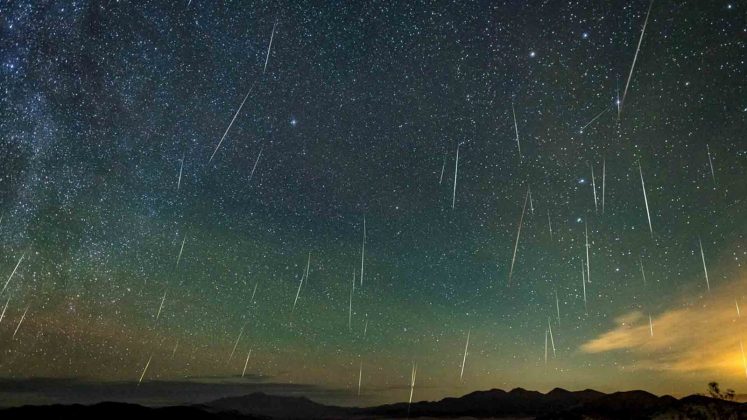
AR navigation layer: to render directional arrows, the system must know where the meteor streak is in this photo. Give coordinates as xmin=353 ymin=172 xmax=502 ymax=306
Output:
xmin=585 ymin=221 xmax=591 ymax=283
xmin=2 ymin=253 xmax=25 ymax=296
xmin=13 ymin=304 xmax=29 ymax=338
xmin=706 ymin=144 xmax=716 ymax=186
xmin=579 ymin=107 xmax=610 ymax=134
xmin=242 ymin=350 xmax=252 ymax=378
xmin=648 ymin=313 xmax=654 ymax=337
xmin=698 ymin=238 xmax=710 ymax=292
xmin=581 ymin=259 xmax=587 ymax=312
xmin=248 ymin=147 xmax=263 ymax=183
xmin=439 ymin=155 xmax=445 ymax=184
xmin=264 ymin=21 xmax=278 ymax=74
xmin=512 ymin=101 xmax=521 ymax=158
xmin=138 ymin=355 xmax=152 ymax=386
xmin=638 ymin=161 xmax=654 ymax=237
xmin=349 ymin=271 xmax=355 ymax=331
xmin=548 ymin=318 xmax=556 ymax=358
xmin=460 ymin=329 xmax=470 ymax=381
xmin=176 ymin=235 xmax=186 ymax=268
xmin=508 ymin=187 xmax=530 ymax=285
xmin=621 ymin=0 xmax=654 ymax=114
xmin=358 ymin=360 xmax=363 ymax=396
xmin=408 ymin=362 xmax=417 ymax=415
xmin=155 ymin=289 xmax=167 ymax=322
xmin=360 ymin=217 xmax=366 ymax=287
xmin=590 ymin=164 xmax=598 ymax=212
xmin=177 ymin=153 xmax=184 ymax=192
xmin=601 ymin=158 xmax=606 ymax=214
xmin=452 ymin=143 xmax=460 ymax=209
xmin=0 ymin=295 xmax=9 ymax=324
xmin=230 ymin=325 xmax=245 ymax=362
xmin=209 ymin=82 xmax=257 ymax=163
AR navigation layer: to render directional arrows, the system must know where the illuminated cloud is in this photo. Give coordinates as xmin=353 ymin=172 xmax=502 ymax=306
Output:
xmin=581 ymin=275 xmax=747 ymax=379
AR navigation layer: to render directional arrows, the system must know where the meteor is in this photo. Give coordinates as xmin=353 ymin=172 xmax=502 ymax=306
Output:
xmin=13 ymin=304 xmax=29 ymax=338
xmin=706 ymin=144 xmax=716 ymax=186
xmin=264 ymin=21 xmax=278 ymax=74
xmin=0 ymin=295 xmax=9 ymax=324
xmin=408 ymin=362 xmax=417 ymax=415
xmin=176 ymin=235 xmax=186 ymax=268
xmin=138 ymin=355 xmax=152 ymax=386
xmin=648 ymin=314 xmax=654 ymax=337
xmin=460 ymin=329 xmax=470 ymax=381
xmin=452 ymin=143 xmax=460 ymax=209
xmin=357 ymin=360 xmax=363 ymax=396
xmin=248 ymin=147 xmax=263 ymax=183
xmin=242 ymin=350 xmax=252 ymax=378
xmin=579 ymin=107 xmax=610 ymax=134
xmin=638 ymin=161 xmax=654 ymax=237
xmin=590 ymin=164 xmax=598 ymax=212
xmin=292 ymin=253 xmax=311 ymax=314
xmin=581 ymin=259 xmax=587 ymax=313
xmin=621 ymin=0 xmax=654 ymax=114
xmin=209 ymin=82 xmax=257 ymax=163
xmin=585 ymin=221 xmax=591 ymax=284
xmin=230 ymin=325 xmax=245 ymax=362
xmin=251 ymin=281 xmax=259 ymax=302
xmin=508 ymin=187 xmax=530 ymax=285
xmin=547 ymin=318 xmax=556 ymax=358
xmin=155 ymin=289 xmax=167 ymax=323
xmin=177 ymin=153 xmax=184 ymax=192
xmin=172 ymin=340 xmax=179 ymax=359
xmin=360 ymin=217 xmax=366 ymax=287
xmin=439 ymin=155 xmax=445 ymax=184
xmin=349 ymin=271 xmax=355 ymax=331
xmin=601 ymin=158 xmax=606 ymax=214
xmin=512 ymin=101 xmax=521 ymax=158
xmin=1 ymin=253 xmax=25 ymax=296
xmin=698 ymin=238 xmax=710 ymax=292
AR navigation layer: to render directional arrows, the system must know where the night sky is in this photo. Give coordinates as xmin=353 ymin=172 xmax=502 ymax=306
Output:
xmin=0 ymin=0 xmax=746 ymax=408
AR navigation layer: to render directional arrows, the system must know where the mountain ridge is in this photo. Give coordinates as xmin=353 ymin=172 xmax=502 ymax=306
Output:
xmin=2 ymin=387 xmax=745 ymax=419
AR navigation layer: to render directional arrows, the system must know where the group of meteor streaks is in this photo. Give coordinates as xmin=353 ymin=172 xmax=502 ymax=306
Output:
xmin=0 ymin=0 xmax=745 ymax=407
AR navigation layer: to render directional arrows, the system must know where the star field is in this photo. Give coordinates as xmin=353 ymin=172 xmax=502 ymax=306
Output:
xmin=0 ymin=0 xmax=745 ymax=407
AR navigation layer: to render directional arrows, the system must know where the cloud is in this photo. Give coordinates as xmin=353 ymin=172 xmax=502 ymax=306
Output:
xmin=580 ymin=275 xmax=747 ymax=378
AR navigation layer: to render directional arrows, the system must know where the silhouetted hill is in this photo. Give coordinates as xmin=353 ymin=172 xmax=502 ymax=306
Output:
xmin=2 ymin=388 xmax=746 ymax=419
xmin=364 ymin=387 xmax=633 ymax=418
xmin=204 ymin=392 xmax=351 ymax=418
xmin=0 ymin=401 xmax=264 ymax=420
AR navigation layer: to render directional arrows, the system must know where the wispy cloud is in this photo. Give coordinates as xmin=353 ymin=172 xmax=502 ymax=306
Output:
xmin=581 ymin=275 xmax=747 ymax=379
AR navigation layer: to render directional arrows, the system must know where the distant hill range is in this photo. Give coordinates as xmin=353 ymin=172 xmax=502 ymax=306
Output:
xmin=1 ymin=387 xmax=745 ymax=419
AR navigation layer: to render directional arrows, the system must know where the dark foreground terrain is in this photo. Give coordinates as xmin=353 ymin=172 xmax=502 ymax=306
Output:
xmin=1 ymin=387 xmax=746 ymax=419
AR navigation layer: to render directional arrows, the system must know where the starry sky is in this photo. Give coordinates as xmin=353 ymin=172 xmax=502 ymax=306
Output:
xmin=0 ymin=0 xmax=746 ymax=408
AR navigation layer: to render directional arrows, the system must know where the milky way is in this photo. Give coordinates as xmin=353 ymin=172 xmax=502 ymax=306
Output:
xmin=0 ymin=0 xmax=745 ymax=407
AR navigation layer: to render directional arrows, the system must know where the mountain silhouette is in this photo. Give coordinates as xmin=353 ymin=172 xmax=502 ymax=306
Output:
xmin=2 ymin=387 xmax=746 ymax=419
